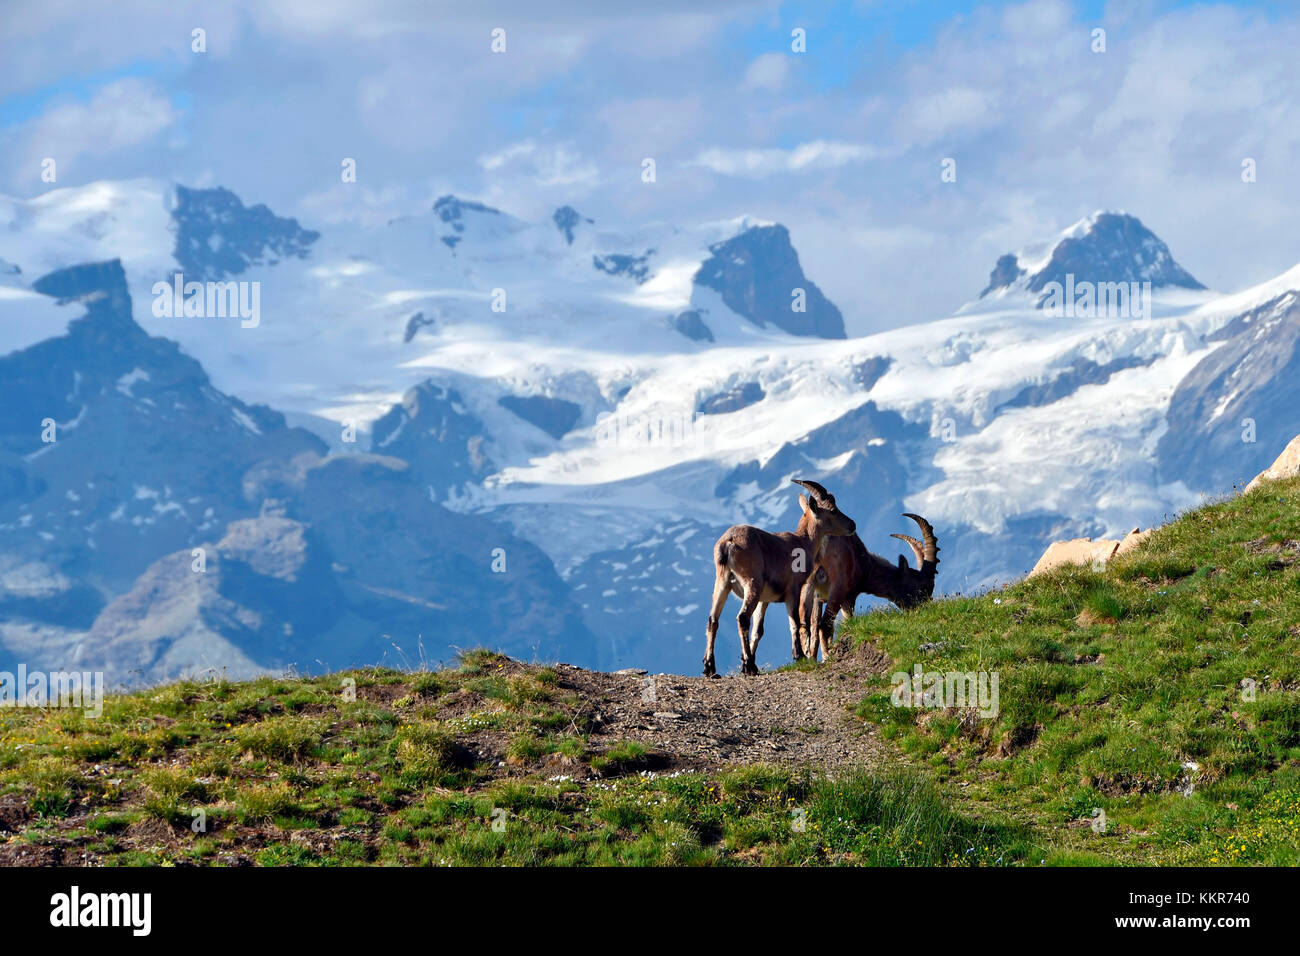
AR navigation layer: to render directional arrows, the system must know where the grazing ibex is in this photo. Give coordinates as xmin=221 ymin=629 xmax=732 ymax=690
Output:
xmin=798 ymin=513 xmax=940 ymax=660
xmin=704 ymin=479 xmax=857 ymax=677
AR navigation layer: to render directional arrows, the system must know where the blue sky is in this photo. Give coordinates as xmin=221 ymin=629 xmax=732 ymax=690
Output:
xmin=2 ymin=0 xmax=1299 ymax=332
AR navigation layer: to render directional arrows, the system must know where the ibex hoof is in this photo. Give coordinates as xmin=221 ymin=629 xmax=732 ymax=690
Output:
xmin=703 ymin=661 xmax=717 ymax=678
xmin=742 ymin=661 xmax=759 ymax=676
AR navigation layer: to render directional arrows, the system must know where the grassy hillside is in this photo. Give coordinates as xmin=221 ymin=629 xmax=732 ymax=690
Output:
xmin=846 ymin=475 xmax=1300 ymax=865
xmin=1 ymin=478 xmax=1296 ymax=866
xmin=0 ymin=651 xmax=1027 ymax=866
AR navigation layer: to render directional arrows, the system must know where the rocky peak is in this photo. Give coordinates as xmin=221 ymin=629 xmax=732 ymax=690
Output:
xmin=170 ymin=185 xmax=319 ymax=281
xmin=979 ymin=211 xmax=1204 ymax=306
xmin=693 ymin=224 xmax=846 ymax=339
xmin=553 ymin=205 xmax=592 ymax=245
xmin=433 ymin=195 xmax=502 ymax=228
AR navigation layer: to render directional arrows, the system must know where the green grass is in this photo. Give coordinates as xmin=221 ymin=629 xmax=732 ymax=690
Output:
xmin=0 ymin=650 xmax=1024 ymax=866
xmin=363 ymin=764 xmax=1027 ymax=866
xmin=843 ymin=475 xmax=1300 ymax=865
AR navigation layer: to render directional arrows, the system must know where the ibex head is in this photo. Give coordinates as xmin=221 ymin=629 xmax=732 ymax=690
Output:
xmin=886 ymin=512 xmax=940 ymax=608
xmin=791 ymin=478 xmax=857 ymax=539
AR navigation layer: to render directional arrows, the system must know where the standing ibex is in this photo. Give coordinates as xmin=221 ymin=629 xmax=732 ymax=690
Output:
xmin=704 ymin=479 xmax=857 ymax=677
xmin=799 ymin=513 xmax=940 ymax=660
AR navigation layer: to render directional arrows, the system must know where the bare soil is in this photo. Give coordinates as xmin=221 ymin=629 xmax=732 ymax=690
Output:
xmin=555 ymin=641 xmax=893 ymax=773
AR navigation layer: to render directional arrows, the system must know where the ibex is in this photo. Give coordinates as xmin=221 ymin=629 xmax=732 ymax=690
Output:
xmin=799 ymin=513 xmax=940 ymax=660
xmin=704 ymin=479 xmax=857 ymax=677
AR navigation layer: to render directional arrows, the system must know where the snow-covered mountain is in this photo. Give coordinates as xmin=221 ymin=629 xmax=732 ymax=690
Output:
xmin=1 ymin=181 xmax=1294 ymax=681
xmin=974 ymin=210 xmax=1206 ymax=306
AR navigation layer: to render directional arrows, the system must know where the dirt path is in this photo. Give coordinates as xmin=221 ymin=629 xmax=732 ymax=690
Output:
xmin=554 ymin=642 xmax=894 ymax=772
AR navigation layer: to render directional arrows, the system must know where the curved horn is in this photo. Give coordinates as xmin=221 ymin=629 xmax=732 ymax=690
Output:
xmin=890 ymin=533 xmax=925 ymax=569
xmin=791 ymin=478 xmax=832 ymax=504
xmin=902 ymin=513 xmax=939 ymax=565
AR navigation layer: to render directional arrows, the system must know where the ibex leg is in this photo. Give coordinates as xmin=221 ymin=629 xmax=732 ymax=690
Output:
xmin=736 ymin=589 xmax=761 ymax=676
xmin=797 ymin=578 xmax=819 ymax=659
xmin=820 ymin=599 xmax=853 ymax=659
xmin=748 ymin=602 xmax=767 ymax=659
xmin=786 ymin=600 xmax=805 ymax=662
xmin=703 ymin=568 xmax=730 ymax=677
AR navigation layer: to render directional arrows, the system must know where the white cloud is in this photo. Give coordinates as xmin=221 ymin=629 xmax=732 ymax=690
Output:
xmin=899 ymin=87 xmax=996 ymax=144
xmin=688 ymin=140 xmax=883 ymax=178
xmin=595 ymin=96 xmax=709 ymax=156
xmin=741 ymin=53 xmax=790 ymax=93
xmin=479 ymin=140 xmax=600 ymax=189
xmin=10 ymin=78 xmax=177 ymax=176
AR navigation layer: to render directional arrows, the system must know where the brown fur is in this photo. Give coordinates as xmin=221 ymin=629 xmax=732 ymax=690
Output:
xmin=703 ymin=480 xmax=856 ymax=676
xmin=799 ymin=513 xmax=940 ymax=659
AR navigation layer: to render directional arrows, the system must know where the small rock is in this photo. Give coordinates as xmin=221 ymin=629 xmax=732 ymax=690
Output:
xmin=1028 ymin=536 xmax=1122 ymax=577
xmin=653 ymin=711 xmax=682 ymax=720
xmin=614 ymin=668 xmax=648 ymax=676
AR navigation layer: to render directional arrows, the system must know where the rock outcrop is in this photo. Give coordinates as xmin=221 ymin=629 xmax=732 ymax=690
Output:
xmin=1028 ymin=527 xmax=1150 ymax=577
xmin=1245 ymin=433 xmax=1300 ymax=493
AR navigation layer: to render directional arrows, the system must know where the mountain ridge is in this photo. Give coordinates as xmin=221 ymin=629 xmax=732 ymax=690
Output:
xmin=0 ymin=258 xmax=593 ymax=685
xmin=1 ymin=181 xmax=1298 ymax=679
xmin=975 ymin=210 xmax=1206 ymax=307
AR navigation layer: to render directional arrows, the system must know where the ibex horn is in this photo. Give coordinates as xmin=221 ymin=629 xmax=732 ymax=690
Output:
xmin=901 ymin=513 xmax=939 ymax=565
xmin=791 ymin=478 xmax=832 ymax=504
xmin=890 ymin=533 xmax=925 ymax=569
